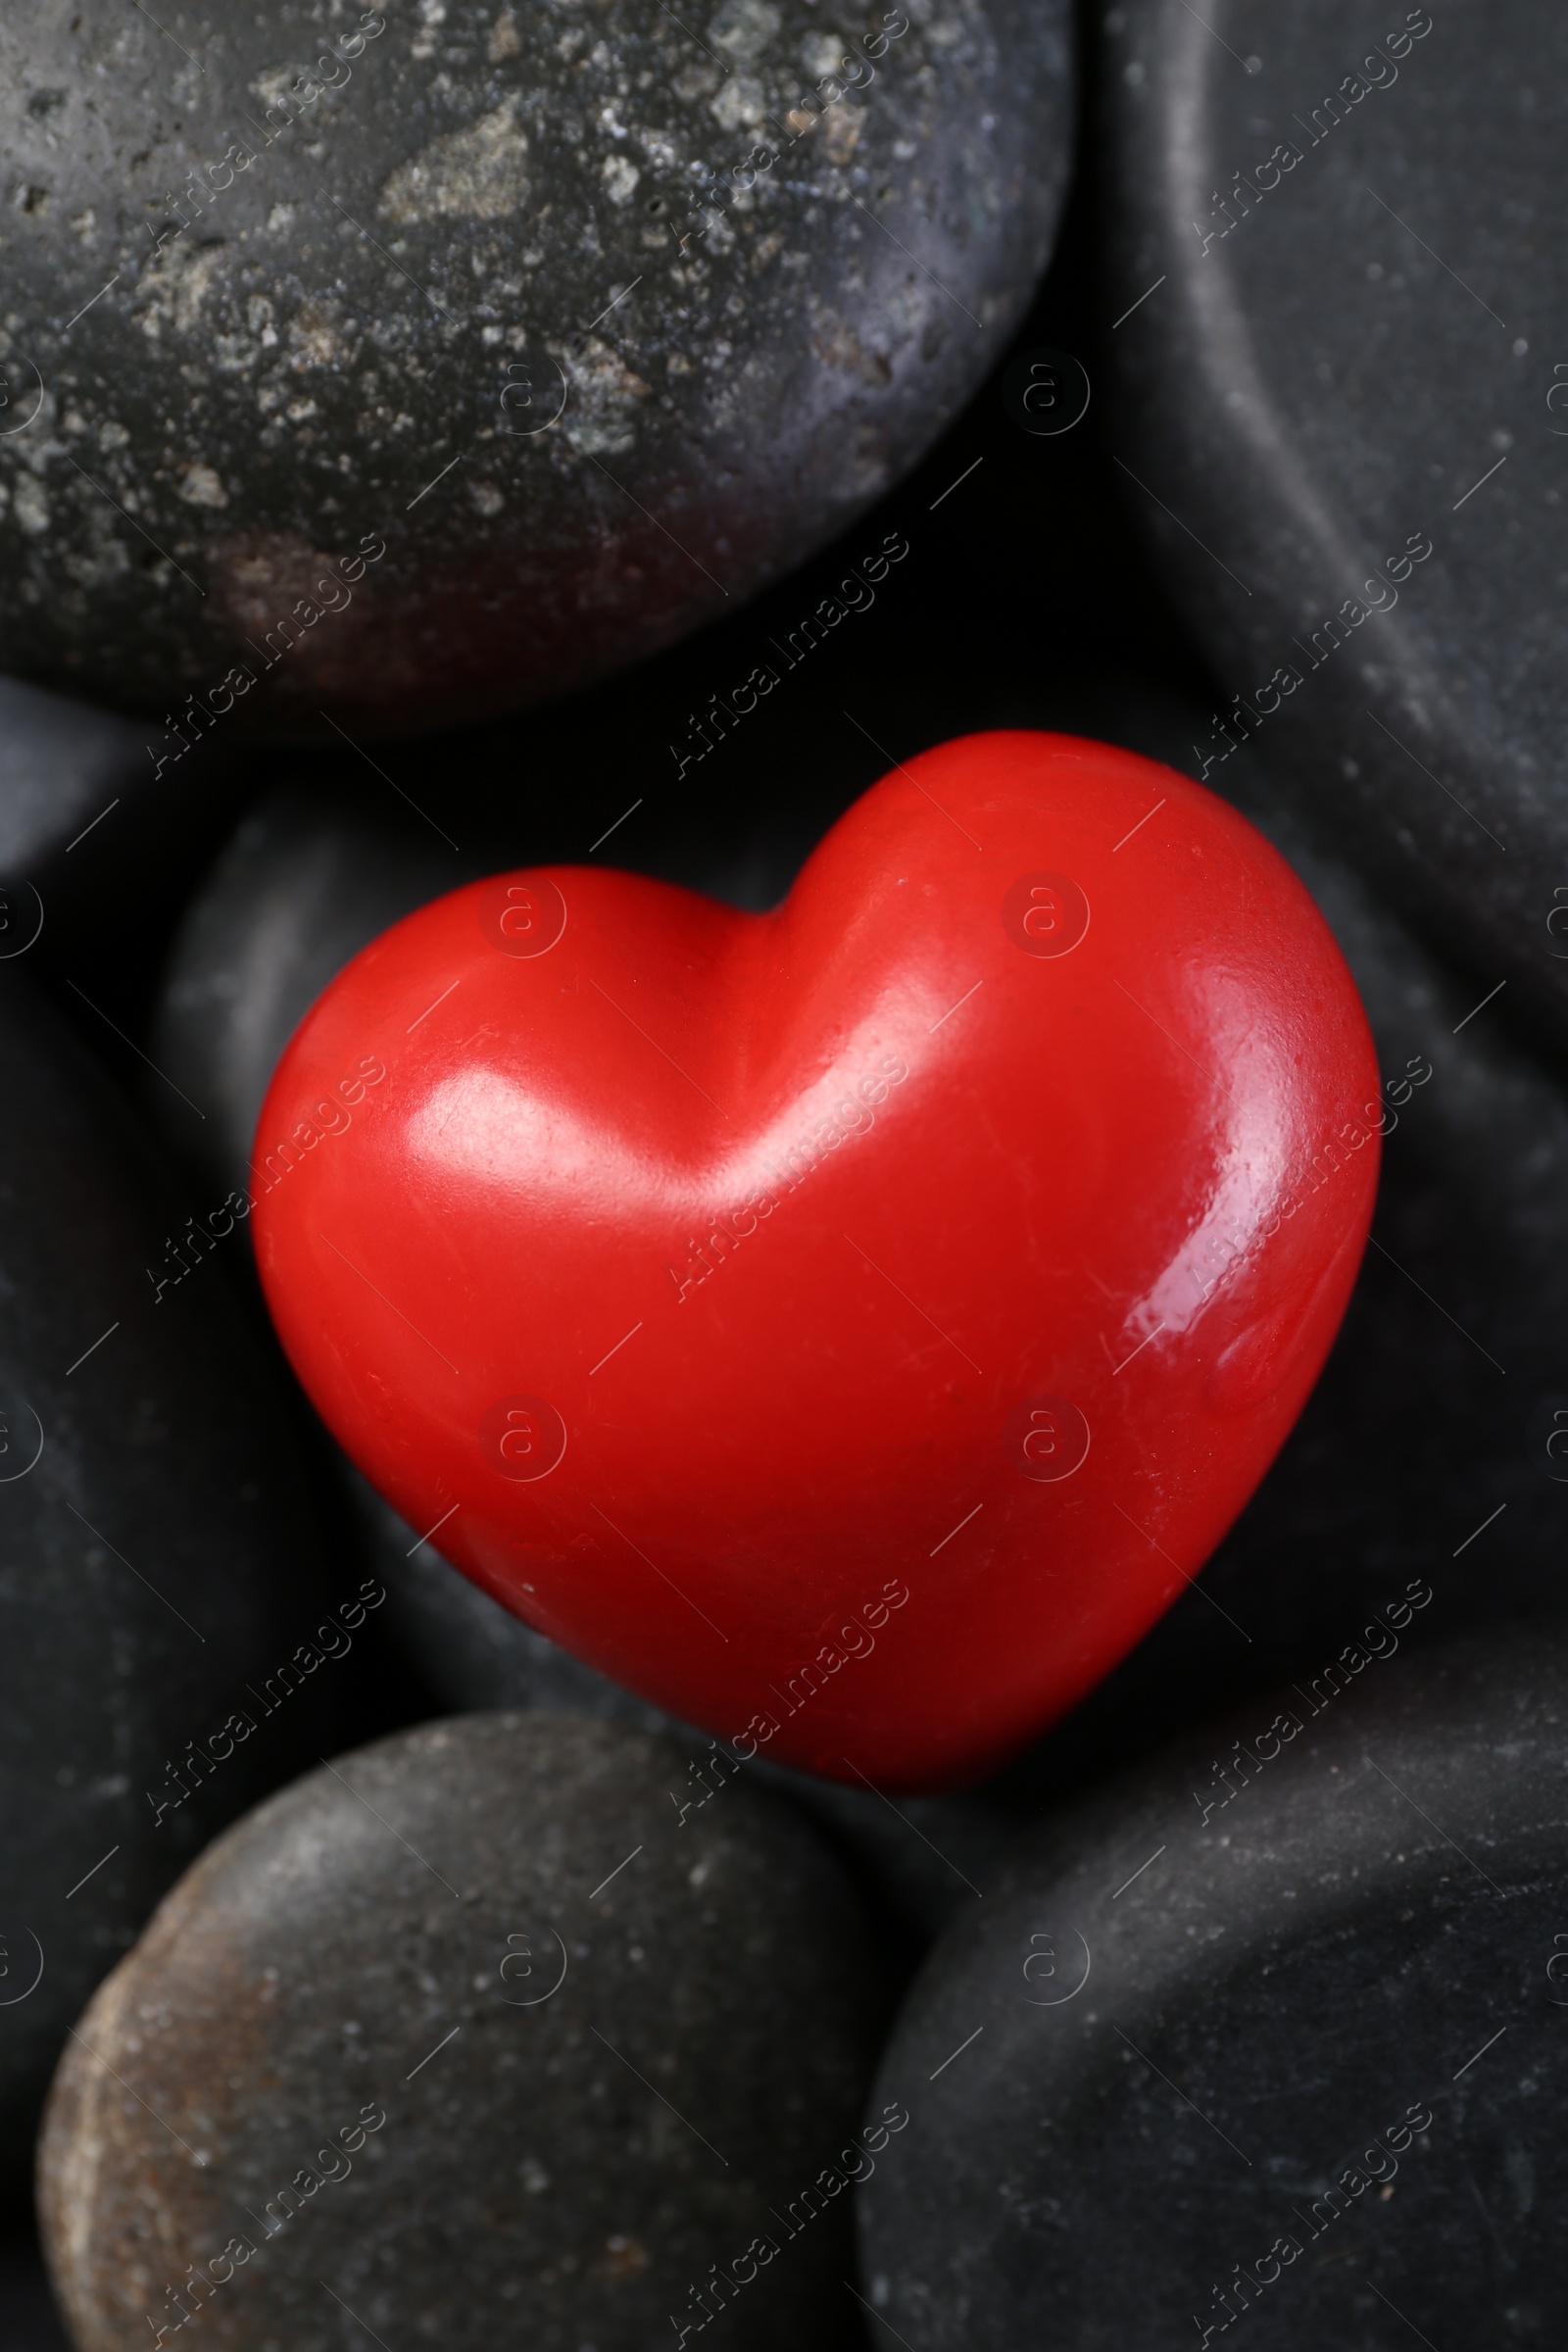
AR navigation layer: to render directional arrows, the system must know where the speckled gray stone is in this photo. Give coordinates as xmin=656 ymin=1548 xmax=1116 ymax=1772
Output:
xmin=861 ymin=1630 xmax=1568 ymax=2346
xmin=0 ymin=970 xmax=339 ymax=2177
xmin=1102 ymin=0 xmax=1568 ymax=1054
xmin=39 ymin=1712 xmax=887 ymax=2352
xmin=0 ymin=0 xmax=1071 ymax=737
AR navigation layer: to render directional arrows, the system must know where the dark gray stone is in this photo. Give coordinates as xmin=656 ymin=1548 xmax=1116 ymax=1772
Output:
xmin=0 ymin=675 xmax=147 ymax=880
xmin=1102 ymin=0 xmax=1568 ymax=1056
xmin=39 ymin=1712 xmax=887 ymax=2352
xmin=861 ymin=1630 xmax=1568 ymax=2346
xmin=0 ymin=669 xmax=245 ymax=1094
xmin=0 ymin=969 xmax=342 ymax=2177
xmin=0 ymin=0 xmax=1071 ymax=737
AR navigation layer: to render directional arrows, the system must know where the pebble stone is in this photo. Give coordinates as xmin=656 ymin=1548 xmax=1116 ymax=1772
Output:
xmin=0 ymin=671 xmax=245 ymax=1088
xmin=0 ymin=675 xmax=149 ymax=883
xmin=0 ymin=0 xmax=1072 ymax=736
xmin=860 ymin=1630 xmax=1568 ymax=2345
xmin=0 ymin=970 xmax=341 ymax=2176
xmin=1102 ymin=0 xmax=1568 ymax=1055
xmin=40 ymin=1712 xmax=888 ymax=2352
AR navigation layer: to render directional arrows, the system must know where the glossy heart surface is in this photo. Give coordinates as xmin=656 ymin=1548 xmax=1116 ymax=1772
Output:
xmin=253 ymin=733 xmax=1379 ymax=1789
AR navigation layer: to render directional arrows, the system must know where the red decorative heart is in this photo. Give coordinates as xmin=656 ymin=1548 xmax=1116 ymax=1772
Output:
xmin=254 ymin=733 xmax=1378 ymax=1789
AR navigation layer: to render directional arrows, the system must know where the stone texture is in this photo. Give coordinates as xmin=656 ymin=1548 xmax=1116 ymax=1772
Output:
xmin=0 ymin=969 xmax=342 ymax=2177
xmin=1102 ymin=0 xmax=1568 ymax=1055
xmin=861 ymin=1630 xmax=1568 ymax=2346
xmin=39 ymin=1712 xmax=887 ymax=2352
xmin=0 ymin=0 xmax=1072 ymax=737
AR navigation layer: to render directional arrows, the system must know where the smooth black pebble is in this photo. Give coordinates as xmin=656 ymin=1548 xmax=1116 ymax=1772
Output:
xmin=0 ymin=971 xmax=342 ymax=2173
xmin=861 ymin=1629 xmax=1568 ymax=2345
xmin=0 ymin=669 xmax=247 ymax=1072
xmin=0 ymin=675 xmax=147 ymax=885
xmin=40 ymin=1712 xmax=888 ymax=2351
xmin=0 ymin=0 xmax=1072 ymax=736
xmin=1102 ymin=0 xmax=1568 ymax=1054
